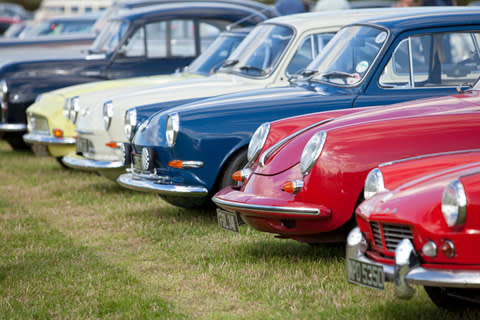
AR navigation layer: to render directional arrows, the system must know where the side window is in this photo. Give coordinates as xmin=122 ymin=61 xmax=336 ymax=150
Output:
xmin=121 ymin=26 xmax=146 ymax=57
xmin=380 ymin=31 xmax=480 ymax=88
xmin=199 ymin=21 xmax=221 ymax=52
xmin=287 ymin=33 xmax=335 ymax=75
xmin=146 ymin=21 xmax=167 ymax=58
xmin=170 ymin=20 xmax=195 ymax=57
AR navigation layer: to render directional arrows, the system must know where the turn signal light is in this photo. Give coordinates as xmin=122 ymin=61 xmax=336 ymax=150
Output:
xmin=282 ymin=180 xmax=304 ymax=194
xmin=169 ymin=160 xmax=183 ymax=168
xmin=232 ymin=169 xmax=251 ymax=182
xmin=439 ymin=240 xmax=455 ymax=258
xmin=106 ymin=141 xmax=118 ymax=149
xmin=53 ymin=129 xmax=63 ymax=138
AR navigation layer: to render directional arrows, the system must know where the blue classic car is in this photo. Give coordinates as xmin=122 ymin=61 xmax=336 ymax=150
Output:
xmin=116 ymin=7 xmax=480 ymax=208
xmin=0 ymin=1 xmax=275 ymax=149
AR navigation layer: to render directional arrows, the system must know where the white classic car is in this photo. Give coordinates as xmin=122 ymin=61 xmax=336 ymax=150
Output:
xmin=62 ymin=8 xmax=405 ymax=180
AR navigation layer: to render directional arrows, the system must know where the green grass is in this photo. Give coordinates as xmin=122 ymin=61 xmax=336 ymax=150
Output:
xmin=0 ymin=140 xmax=478 ymax=319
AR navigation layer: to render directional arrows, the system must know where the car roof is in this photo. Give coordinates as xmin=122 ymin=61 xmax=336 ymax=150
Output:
xmin=115 ymin=1 xmax=271 ymax=22
xmin=262 ymin=7 xmax=423 ymax=31
xmin=358 ymin=6 xmax=480 ymax=31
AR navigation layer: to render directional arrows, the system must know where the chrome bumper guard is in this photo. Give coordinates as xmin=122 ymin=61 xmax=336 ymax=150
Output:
xmin=62 ymin=155 xmax=124 ymax=171
xmin=23 ymin=133 xmax=75 ymax=145
xmin=117 ymin=173 xmax=208 ymax=197
xmin=346 ymin=227 xmax=480 ymax=300
xmin=212 ymin=196 xmax=321 ymax=216
xmin=0 ymin=123 xmax=27 ymax=132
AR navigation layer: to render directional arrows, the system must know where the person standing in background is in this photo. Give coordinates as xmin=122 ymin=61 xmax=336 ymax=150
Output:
xmin=274 ymin=0 xmax=308 ymax=15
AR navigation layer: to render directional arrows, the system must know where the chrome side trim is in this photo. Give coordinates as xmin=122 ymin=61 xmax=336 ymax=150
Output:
xmin=258 ymin=118 xmax=333 ymax=167
xmin=75 ymin=129 xmax=94 ymax=135
xmin=62 ymin=155 xmax=124 ymax=171
xmin=212 ymin=196 xmax=321 ymax=216
xmin=117 ymin=173 xmax=208 ymax=197
xmin=379 ymin=149 xmax=480 ymax=168
xmin=0 ymin=123 xmax=27 ymax=132
xmin=23 ymin=133 xmax=75 ymax=145
xmin=178 ymin=161 xmax=204 ymax=168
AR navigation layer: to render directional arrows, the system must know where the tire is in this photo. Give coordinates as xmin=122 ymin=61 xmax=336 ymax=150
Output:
xmin=4 ymin=132 xmax=30 ymax=151
xmin=217 ymin=148 xmax=248 ymax=192
xmin=424 ymin=286 xmax=480 ymax=311
xmin=160 ymin=195 xmax=208 ymax=209
xmin=56 ymin=157 xmax=71 ymax=169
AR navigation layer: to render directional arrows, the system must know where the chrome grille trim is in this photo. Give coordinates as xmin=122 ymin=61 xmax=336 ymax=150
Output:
xmin=370 ymin=222 xmax=383 ymax=249
xmin=383 ymin=224 xmax=413 ymax=251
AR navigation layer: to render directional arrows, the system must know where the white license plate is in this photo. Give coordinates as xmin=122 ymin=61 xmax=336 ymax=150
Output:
xmin=76 ymin=137 xmax=88 ymax=153
xmin=346 ymin=258 xmax=385 ymax=290
xmin=217 ymin=208 xmax=239 ymax=233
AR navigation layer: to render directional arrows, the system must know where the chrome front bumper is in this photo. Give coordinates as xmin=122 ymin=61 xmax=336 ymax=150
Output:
xmin=346 ymin=227 xmax=480 ymax=299
xmin=212 ymin=196 xmax=322 ymax=216
xmin=62 ymin=155 xmax=124 ymax=171
xmin=23 ymin=133 xmax=75 ymax=145
xmin=117 ymin=173 xmax=208 ymax=197
xmin=0 ymin=123 xmax=27 ymax=132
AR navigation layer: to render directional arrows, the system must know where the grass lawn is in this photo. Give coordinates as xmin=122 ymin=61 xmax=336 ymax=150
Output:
xmin=0 ymin=140 xmax=478 ymax=319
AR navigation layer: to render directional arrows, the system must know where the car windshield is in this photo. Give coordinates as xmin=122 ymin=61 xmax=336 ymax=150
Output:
xmin=188 ymin=32 xmax=246 ymax=75
xmin=89 ymin=19 xmax=129 ymax=54
xmin=308 ymin=25 xmax=388 ymax=86
xmin=219 ymin=24 xmax=294 ymax=77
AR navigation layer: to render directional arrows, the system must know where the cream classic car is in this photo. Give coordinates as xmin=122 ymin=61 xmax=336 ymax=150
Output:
xmin=62 ymin=8 xmax=402 ymax=179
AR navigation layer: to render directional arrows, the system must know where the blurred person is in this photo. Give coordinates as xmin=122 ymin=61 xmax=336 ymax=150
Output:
xmin=314 ymin=0 xmax=349 ymax=11
xmin=274 ymin=0 xmax=307 ymax=15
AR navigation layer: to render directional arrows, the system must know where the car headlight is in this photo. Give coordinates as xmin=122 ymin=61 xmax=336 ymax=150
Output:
xmin=103 ymin=100 xmax=113 ymax=130
xmin=69 ymin=96 xmax=80 ymax=124
xmin=63 ymin=97 xmax=72 ymax=120
xmin=364 ymin=168 xmax=387 ymax=200
xmin=165 ymin=113 xmax=179 ymax=147
xmin=0 ymin=79 xmax=7 ymax=97
xmin=247 ymin=122 xmax=270 ymax=163
xmin=441 ymin=179 xmax=467 ymax=228
xmin=124 ymin=108 xmax=137 ymax=141
xmin=300 ymin=131 xmax=326 ymax=176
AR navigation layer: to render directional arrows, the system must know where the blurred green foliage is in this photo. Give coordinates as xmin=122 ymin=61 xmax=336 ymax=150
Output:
xmin=2 ymin=0 xmax=41 ymax=12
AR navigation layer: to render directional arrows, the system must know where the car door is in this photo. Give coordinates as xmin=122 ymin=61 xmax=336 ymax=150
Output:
xmin=105 ymin=19 xmax=225 ymax=79
xmin=354 ymin=28 xmax=480 ymax=108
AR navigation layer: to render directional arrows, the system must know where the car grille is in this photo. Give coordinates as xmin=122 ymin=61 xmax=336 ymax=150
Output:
xmin=370 ymin=222 xmax=413 ymax=252
xmin=132 ymin=153 xmax=143 ymax=172
xmin=28 ymin=114 xmax=49 ymax=134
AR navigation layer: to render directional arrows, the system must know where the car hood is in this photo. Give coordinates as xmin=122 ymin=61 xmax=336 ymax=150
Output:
xmin=134 ymin=84 xmax=354 ymax=147
xmin=256 ymin=91 xmax=480 ymax=175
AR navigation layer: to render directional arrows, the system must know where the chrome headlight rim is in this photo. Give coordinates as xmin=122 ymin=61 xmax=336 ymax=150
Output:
xmin=103 ymin=100 xmax=114 ymax=130
xmin=0 ymin=79 xmax=7 ymax=97
xmin=300 ymin=131 xmax=327 ymax=176
xmin=165 ymin=112 xmax=180 ymax=147
xmin=441 ymin=179 xmax=467 ymax=228
xmin=69 ymin=96 xmax=80 ymax=124
xmin=364 ymin=168 xmax=387 ymax=200
xmin=247 ymin=122 xmax=270 ymax=163
xmin=124 ymin=108 xmax=137 ymax=141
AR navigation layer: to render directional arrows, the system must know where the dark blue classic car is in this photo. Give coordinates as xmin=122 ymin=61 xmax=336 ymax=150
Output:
xmin=0 ymin=1 xmax=275 ymax=149
xmin=118 ymin=7 xmax=480 ymax=208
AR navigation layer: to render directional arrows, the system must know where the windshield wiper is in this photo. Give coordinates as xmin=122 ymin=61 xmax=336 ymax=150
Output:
xmin=288 ymin=69 xmax=318 ymax=84
xmin=321 ymin=71 xmax=356 ymax=79
xmin=222 ymin=59 xmax=239 ymax=68
xmin=239 ymin=65 xmax=266 ymax=75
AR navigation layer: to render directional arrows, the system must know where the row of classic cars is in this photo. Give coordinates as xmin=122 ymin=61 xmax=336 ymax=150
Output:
xmin=3 ymin=1 xmax=480 ymax=310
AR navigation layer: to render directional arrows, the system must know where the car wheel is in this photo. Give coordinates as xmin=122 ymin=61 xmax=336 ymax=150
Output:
xmin=56 ymin=157 xmax=71 ymax=169
xmin=217 ymin=148 xmax=248 ymax=191
xmin=424 ymin=286 xmax=480 ymax=311
xmin=4 ymin=132 xmax=30 ymax=150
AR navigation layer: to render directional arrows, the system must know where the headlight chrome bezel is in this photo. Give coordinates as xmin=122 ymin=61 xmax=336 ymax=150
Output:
xmin=441 ymin=179 xmax=467 ymax=228
xmin=69 ymin=96 xmax=80 ymax=124
xmin=124 ymin=108 xmax=137 ymax=141
xmin=0 ymin=79 xmax=7 ymax=97
xmin=63 ymin=97 xmax=72 ymax=120
xmin=103 ymin=100 xmax=114 ymax=130
xmin=364 ymin=168 xmax=387 ymax=200
xmin=247 ymin=122 xmax=270 ymax=163
xmin=300 ymin=131 xmax=327 ymax=176
xmin=165 ymin=113 xmax=180 ymax=147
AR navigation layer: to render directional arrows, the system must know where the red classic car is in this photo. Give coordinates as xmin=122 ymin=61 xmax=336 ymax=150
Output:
xmin=213 ymin=86 xmax=480 ymax=243
xmin=346 ymin=150 xmax=480 ymax=310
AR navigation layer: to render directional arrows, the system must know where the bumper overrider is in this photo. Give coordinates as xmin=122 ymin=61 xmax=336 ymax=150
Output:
xmin=346 ymin=227 xmax=480 ymax=299
xmin=23 ymin=133 xmax=75 ymax=145
xmin=117 ymin=171 xmax=209 ymax=197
